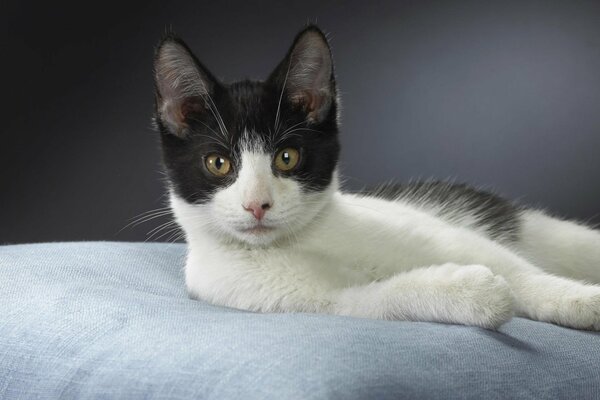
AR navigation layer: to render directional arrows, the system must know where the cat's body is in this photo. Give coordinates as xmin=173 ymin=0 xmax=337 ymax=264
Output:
xmin=155 ymin=26 xmax=600 ymax=330
xmin=174 ymin=179 xmax=600 ymax=329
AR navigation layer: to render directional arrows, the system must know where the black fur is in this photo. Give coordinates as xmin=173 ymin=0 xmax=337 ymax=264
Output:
xmin=362 ymin=181 xmax=523 ymax=243
xmin=154 ymin=26 xmax=340 ymax=204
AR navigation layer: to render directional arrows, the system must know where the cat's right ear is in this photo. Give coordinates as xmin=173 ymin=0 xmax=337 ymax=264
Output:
xmin=153 ymin=36 xmax=217 ymax=137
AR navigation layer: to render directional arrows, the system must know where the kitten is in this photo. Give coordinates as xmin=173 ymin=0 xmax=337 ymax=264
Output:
xmin=153 ymin=25 xmax=600 ymax=330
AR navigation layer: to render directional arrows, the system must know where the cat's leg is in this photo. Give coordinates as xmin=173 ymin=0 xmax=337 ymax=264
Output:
xmin=187 ymin=247 xmax=514 ymax=329
xmin=514 ymin=210 xmax=600 ymax=283
xmin=334 ymin=263 xmax=515 ymax=329
xmin=509 ymin=272 xmax=600 ymax=330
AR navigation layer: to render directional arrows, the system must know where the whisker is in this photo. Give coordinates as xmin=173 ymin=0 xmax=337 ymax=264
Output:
xmin=146 ymin=220 xmax=179 ymax=241
xmin=277 ymin=120 xmax=306 ymax=137
xmin=117 ymin=207 xmax=172 ymax=234
xmin=202 ymin=92 xmax=229 ymax=141
xmin=190 ymin=118 xmax=227 ymax=144
xmin=274 ymin=55 xmax=294 ymax=135
xmin=275 ymin=126 xmax=324 ymax=146
xmin=152 ymin=226 xmax=182 ymax=242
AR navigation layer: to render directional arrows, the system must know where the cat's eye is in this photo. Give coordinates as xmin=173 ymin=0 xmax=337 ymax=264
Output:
xmin=274 ymin=148 xmax=300 ymax=172
xmin=205 ymin=154 xmax=232 ymax=177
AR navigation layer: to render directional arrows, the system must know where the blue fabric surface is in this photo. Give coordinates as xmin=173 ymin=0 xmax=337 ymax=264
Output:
xmin=1 ymin=242 xmax=599 ymax=400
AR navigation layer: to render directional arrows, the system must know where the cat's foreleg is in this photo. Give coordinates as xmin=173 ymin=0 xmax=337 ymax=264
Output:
xmin=334 ymin=263 xmax=515 ymax=329
xmin=187 ymin=249 xmax=514 ymax=329
xmin=507 ymin=272 xmax=600 ymax=330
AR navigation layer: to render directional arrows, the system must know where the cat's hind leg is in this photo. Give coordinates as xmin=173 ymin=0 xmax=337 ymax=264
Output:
xmin=514 ymin=210 xmax=600 ymax=283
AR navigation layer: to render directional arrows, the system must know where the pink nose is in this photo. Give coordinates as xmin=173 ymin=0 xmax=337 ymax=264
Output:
xmin=242 ymin=202 xmax=272 ymax=220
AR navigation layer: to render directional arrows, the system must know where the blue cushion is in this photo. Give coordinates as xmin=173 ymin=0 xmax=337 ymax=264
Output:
xmin=1 ymin=242 xmax=599 ymax=399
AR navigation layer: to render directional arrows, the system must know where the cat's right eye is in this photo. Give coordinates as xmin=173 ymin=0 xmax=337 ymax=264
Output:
xmin=205 ymin=154 xmax=232 ymax=177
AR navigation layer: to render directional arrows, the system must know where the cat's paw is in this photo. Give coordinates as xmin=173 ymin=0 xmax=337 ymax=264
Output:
xmin=519 ymin=274 xmax=600 ymax=331
xmin=444 ymin=264 xmax=515 ymax=330
xmin=551 ymin=288 xmax=600 ymax=331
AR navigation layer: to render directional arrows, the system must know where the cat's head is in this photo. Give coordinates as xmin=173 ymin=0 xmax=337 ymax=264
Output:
xmin=153 ymin=25 xmax=340 ymax=246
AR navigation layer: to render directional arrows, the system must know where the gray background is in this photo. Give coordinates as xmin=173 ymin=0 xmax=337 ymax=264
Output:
xmin=1 ymin=0 xmax=599 ymax=244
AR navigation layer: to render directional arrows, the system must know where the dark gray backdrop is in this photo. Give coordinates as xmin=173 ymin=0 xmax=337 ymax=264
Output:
xmin=2 ymin=0 xmax=599 ymax=244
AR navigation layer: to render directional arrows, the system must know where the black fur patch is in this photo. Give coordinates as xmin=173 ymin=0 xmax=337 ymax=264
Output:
xmin=154 ymin=26 xmax=340 ymax=204
xmin=362 ymin=181 xmax=523 ymax=243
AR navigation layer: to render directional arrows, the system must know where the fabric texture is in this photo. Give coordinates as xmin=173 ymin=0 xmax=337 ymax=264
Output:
xmin=1 ymin=242 xmax=599 ymax=400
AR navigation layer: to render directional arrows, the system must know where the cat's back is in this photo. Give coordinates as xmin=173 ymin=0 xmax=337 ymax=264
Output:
xmin=356 ymin=181 xmax=523 ymax=244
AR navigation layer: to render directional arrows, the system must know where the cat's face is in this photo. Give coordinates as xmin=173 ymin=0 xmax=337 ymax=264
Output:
xmin=154 ymin=26 xmax=340 ymax=245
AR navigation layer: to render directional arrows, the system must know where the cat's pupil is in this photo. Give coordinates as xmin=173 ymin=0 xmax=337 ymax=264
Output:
xmin=215 ymin=157 xmax=224 ymax=169
xmin=282 ymin=152 xmax=290 ymax=164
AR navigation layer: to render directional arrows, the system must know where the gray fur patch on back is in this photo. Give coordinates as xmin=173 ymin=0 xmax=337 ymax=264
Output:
xmin=360 ymin=181 xmax=523 ymax=243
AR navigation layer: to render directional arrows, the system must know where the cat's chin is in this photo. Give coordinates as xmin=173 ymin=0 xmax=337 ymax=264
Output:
xmin=240 ymin=225 xmax=276 ymax=235
xmin=230 ymin=227 xmax=282 ymax=246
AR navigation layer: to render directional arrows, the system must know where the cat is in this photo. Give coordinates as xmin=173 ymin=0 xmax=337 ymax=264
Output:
xmin=153 ymin=25 xmax=600 ymax=330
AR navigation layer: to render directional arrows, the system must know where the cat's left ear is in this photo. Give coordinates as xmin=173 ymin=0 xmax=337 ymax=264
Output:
xmin=269 ymin=25 xmax=337 ymax=124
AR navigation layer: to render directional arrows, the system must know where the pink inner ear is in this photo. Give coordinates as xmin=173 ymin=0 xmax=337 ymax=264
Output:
xmin=306 ymin=92 xmax=324 ymax=122
xmin=292 ymin=90 xmax=326 ymax=123
xmin=181 ymin=97 xmax=205 ymax=118
xmin=159 ymin=97 xmax=205 ymax=137
xmin=156 ymin=82 xmax=189 ymax=136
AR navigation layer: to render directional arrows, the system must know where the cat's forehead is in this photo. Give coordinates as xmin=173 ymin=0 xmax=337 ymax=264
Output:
xmin=227 ymin=81 xmax=274 ymax=122
xmin=228 ymin=80 xmax=265 ymax=101
xmin=223 ymin=80 xmax=295 ymax=148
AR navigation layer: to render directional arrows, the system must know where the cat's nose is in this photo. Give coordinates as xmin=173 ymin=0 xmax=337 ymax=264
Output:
xmin=242 ymin=202 xmax=272 ymax=220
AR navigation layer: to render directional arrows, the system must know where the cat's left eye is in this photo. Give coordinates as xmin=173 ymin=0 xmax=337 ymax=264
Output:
xmin=274 ymin=148 xmax=300 ymax=172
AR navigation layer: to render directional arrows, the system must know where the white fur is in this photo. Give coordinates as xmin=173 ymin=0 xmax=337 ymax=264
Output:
xmin=514 ymin=210 xmax=600 ymax=283
xmin=172 ymin=157 xmax=600 ymax=330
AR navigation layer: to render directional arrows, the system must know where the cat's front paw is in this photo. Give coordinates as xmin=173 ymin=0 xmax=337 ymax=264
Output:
xmin=519 ymin=274 xmax=600 ymax=331
xmin=550 ymin=289 xmax=600 ymax=331
xmin=444 ymin=264 xmax=515 ymax=329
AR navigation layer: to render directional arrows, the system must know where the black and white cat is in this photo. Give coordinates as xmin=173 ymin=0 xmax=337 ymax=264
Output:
xmin=153 ymin=25 xmax=600 ymax=330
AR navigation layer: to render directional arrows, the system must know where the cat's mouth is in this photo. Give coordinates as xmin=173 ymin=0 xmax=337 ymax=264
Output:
xmin=239 ymin=225 xmax=276 ymax=235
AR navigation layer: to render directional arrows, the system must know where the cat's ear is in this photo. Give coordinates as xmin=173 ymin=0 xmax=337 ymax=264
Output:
xmin=269 ymin=25 xmax=337 ymax=124
xmin=153 ymin=36 xmax=217 ymax=137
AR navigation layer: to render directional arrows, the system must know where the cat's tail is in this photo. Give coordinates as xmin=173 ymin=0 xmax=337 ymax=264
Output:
xmin=513 ymin=210 xmax=600 ymax=284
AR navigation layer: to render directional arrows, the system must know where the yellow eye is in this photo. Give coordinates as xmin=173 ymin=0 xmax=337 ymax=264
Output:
xmin=274 ymin=148 xmax=300 ymax=172
xmin=205 ymin=154 xmax=232 ymax=177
